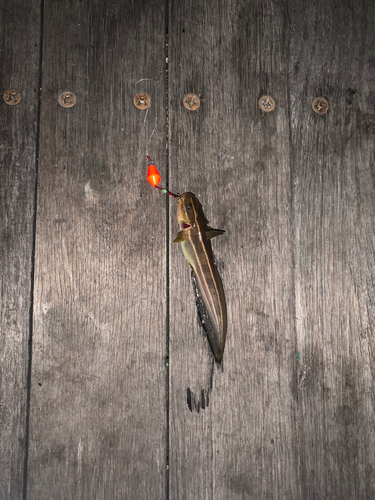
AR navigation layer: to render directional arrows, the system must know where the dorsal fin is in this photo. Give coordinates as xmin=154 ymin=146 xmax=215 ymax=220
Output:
xmin=206 ymin=227 xmax=225 ymax=239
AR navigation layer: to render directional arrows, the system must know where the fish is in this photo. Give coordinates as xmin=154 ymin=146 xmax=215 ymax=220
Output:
xmin=173 ymin=192 xmax=227 ymax=362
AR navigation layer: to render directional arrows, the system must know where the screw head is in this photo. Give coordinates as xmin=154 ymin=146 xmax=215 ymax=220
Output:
xmin=312 ymin=97 xmax=329 ymax=114
xmin=183 ymin=93 xmax=200 ymax=111
xmin=3 ymin=89 xmax=22 ymax=106
xmin=134 ymin=92 xmax=151 ymax=109
xmin=258 ymin=95 xmax=275 ymax=112
xmin=58 ymin=91 xmax=76 ymax=108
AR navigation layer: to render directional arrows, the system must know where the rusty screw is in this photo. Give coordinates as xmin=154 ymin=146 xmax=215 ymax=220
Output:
xmin=3 ymin=89 xmax=22 ymax=106
xmin=312 ymin=97 xmax=329 ymax=115
xmin=134 ymin=92 xmax=150 ymax=109
xmin=258 ymin=95 xmax=275 ymax=112
xmin=58 ymin=91 xmax=76 ymax=108
xmin=183 ymin=93 xmax=200 ymax=111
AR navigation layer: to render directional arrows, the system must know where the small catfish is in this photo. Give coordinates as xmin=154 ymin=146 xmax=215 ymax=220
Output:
xmin=173 ymin=193 xmax=227 ymax=362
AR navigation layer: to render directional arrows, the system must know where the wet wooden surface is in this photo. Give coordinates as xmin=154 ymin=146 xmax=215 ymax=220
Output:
xmin=0 ymin=0 xmax=40 ymax=498
xmin=25 ymin=1 xmax=167 ymax=499
xmin=1 ymin=0 xmax=374 ymax=499
xmin=168 ymin=0 xmax=297 ymax=498
xmin=27 ymin=1 xmax=167 ymax=499
xmin=289 ymin=1 xmax=375 ymax=498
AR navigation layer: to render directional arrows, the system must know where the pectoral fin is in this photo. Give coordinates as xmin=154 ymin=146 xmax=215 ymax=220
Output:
xmin=173 ymin=230 xmax=186 ymax=243
xmin=206 ymin=227 xmax=225 ymax=239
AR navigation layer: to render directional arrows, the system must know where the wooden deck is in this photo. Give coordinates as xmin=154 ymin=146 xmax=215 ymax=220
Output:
xmin=1 ymin=0 xmax=375 ymax=498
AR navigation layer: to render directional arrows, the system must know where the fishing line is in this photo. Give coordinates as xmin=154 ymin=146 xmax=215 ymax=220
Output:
xmin=135 ymin=78 xmax=160 ymax=84
xmin=138 ymin=76 xmax=179 ymax=199
xmin=134 ymin=76 xmax=160 ymax=155
xmin=146 ymin=115 xmax=156 ymax=149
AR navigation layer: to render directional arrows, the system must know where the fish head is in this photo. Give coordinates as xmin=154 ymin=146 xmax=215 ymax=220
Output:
xmin=177 ymin=192 xmax=208 ymax=232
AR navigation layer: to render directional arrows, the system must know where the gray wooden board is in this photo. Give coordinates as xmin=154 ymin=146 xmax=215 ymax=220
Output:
xmin=27 ymin=1 xmax=167 ymax=498
xmin=1 ymin=0 xmax=375 ymax=497
xmin=168 ymin=0 xmax=297 ymax=498
xmin=0 ymin=0 xmax=40 ymax=498
xmin=288 ymin=0 xmax=375 ymax=498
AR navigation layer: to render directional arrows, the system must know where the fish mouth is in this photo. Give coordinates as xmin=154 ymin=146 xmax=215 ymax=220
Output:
xmin=180 ymin=222 xmax=191 ymax=231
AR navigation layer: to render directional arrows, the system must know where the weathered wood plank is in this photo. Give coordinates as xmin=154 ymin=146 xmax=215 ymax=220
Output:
xmin=27 ymin=1 xmax=167 ymax=498
xmin=288 ymin=0 xmax=375 ymax=498
xmin=169 ymin=0 xmax=297 ymax=498
xmin=0 ymin=1 xmax=41 ymax=498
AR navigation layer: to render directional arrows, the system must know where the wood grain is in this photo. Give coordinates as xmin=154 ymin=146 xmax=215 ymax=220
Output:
xmin=289 ymin=0 xmax=375 ymax=498
xmin=27 ymin=1 xmax=167 ymax=498
xmin=1 ymin=0 xmax=375 ymax=498
xmin=0 ymin=1 xmax=40 ymax=498
xmin=168 ymin=0 xmax=297 ymax=498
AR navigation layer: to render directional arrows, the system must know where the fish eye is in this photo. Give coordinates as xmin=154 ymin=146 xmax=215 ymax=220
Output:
xmin=186 ymin=204 xmax=192 ymax=209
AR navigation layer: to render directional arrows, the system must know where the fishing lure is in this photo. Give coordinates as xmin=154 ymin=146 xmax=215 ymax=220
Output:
xmin=147 ymin=157 xmax=227 ymax=361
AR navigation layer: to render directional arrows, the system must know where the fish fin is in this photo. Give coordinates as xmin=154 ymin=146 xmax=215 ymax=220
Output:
xmin=173 ymin=230 xmax=185 ymax=243
xmin=206 ymin=227 xmax=225 ymax=239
